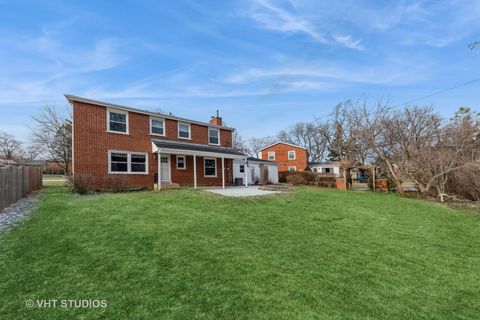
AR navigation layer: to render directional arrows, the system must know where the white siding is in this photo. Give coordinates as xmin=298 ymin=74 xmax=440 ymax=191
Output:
xmin=233 ymin=160 xmax=246 ymax=179
xmin=267 ymin=165 xmax=279 ymax=184
xmin=311 ymin=165 xmax=340 ymax=176
xmin=233 ymin=160 xmax=278 ymax=184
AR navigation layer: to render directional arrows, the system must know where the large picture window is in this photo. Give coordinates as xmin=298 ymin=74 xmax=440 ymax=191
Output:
xmin=150 ymin=117 xmax=165 ymax=135
xmin=109 ymin=151 xmax=148 ymax=174
xmin=178 ymin=122 xmax=191 ymax=139
xmin=208 ymin=128 xmax=219 ymax=145
xmin=108 ymin=109 xmax=128 ymax=133
xmin=204 ymin=158 xmax=217 ymax=177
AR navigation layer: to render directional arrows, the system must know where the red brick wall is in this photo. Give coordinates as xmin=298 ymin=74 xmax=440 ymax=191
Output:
xmin=260 ymin=143 xmax=308 ymax=171
xmin=72 ymin=101 xmax=233 ymax=189
xmin=168 ymin=155 xmax=233 ymax=187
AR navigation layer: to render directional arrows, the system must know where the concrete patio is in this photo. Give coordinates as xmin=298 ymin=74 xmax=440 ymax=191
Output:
xmin=204 ymin=186 xmax=281 ymax=197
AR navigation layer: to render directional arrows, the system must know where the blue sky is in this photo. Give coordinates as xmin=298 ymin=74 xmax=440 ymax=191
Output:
xmin=0 ymin=0 xmax=479 ymax=143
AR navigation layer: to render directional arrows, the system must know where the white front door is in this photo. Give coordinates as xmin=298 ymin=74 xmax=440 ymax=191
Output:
xmin=160 ymin=156 xmax=170 ymax=182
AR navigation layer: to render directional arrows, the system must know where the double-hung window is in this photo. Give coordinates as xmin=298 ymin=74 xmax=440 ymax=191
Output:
xmin=108 ymin=109 xmax=128 ymax=134
xmin=150 ymin=117 xmax=165 ymax=135
xmin=176 ymin=156 xmax=186 ymax=169
xmin=204 ymin=158 xmax=217 ymax=177
xmin=288 ymin=150 xmax=296 ymax=160
xmin=239 ymin=165 xmax=245 ymax=173
xmin=178 ymin=122 xmax=191 ymax=139
xmin=109 ymin=151 xmax=148 ymax=174
xmin=268 ymin=152 xmax=275 ymax=160
xmin=208 ymin=128 xmax=219 ymax=145
xmin=288 ymin=166 xmax=296 ymax=172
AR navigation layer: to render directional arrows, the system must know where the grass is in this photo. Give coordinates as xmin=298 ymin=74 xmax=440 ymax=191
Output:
xmin=0 ymin=187 xmax=479 ymax=319
xmin=42 ymin=174 xmax=67 ymax=187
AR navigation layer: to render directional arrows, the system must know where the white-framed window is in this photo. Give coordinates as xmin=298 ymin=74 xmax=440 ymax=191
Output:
xmin=288 ymin=166 xmax=296 ymax=172
xmin=204 ymin=158 xmax=217 ymax=177
xmin=150 ymin=117 xmax=165 ymax=136
xmin=268 ymin=152 xmax=275 ymax=160
xmin=108 ymin=151 xmax=148 ymax=174
xmin=107 ymin=109 xmax=128 ymax=134
xmin=208 ymin=127 xmax=220 ymax=145
xmin=239 ymin=165 xmax=245 ymax=173
xmin=178 ymin=122 xmax=191 ymax=139
xmin=176 ymin=155 xmax=186 ymax=170
xmin=288 ymin=150 xmax=296 ymax=160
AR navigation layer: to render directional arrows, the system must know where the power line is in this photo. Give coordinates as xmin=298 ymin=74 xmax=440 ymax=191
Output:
xmin=393 ymin=77 xmax=480 ymax=108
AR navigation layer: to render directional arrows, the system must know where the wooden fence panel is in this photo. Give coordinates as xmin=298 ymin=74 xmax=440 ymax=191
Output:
xmin=0 ymin=165 xmax=43 ymax=211
xmin=0 ymin=168 xmax=5 ymax=210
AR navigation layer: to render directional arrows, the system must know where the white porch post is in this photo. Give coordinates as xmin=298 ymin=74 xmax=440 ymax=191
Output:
xmin=193 ymin=154 xmax=197 ymax=189
xmin=221 ymin=157 xmax=225 ymax=189
xmin=244 ymin=158 xmax=248 ymax=188
xmin=158 ymin=151 xmax=161 ymax=190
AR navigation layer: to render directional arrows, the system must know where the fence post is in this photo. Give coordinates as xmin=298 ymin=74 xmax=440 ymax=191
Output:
xmin=0 ymin=168 xmax=5 ymax=210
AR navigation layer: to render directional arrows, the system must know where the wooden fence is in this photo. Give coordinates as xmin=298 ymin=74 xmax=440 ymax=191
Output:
xmin=0 ymin=165 xmax=43 ymax=211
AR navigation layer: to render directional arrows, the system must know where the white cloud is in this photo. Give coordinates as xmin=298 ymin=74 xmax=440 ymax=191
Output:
xmin=247 ymin=0 xmax=326 ymax=42
xmin=245 ymin=0 xmax=364 ymax=50
xmin=333 ymin=35 xmax=364 ymax=50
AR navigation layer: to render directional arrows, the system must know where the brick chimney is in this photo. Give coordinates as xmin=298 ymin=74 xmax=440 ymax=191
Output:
xmin=210 ymin=110 xmax=223 ymax=126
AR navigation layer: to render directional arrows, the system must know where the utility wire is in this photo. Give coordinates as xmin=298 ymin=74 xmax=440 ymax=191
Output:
xmin=393 ymin=78 xmax=480 ymax=108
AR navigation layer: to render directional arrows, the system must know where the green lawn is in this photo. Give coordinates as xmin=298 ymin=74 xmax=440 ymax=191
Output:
xmin=0 ymin=187 xmax=479 ymax=319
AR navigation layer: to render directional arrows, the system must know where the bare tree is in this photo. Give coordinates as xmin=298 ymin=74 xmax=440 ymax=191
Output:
xmin=346 ymin=99 xmax=405 ymax=192
xmin=247 ymin=137 xmax=275 ymax=158
xmin=0 ymin=132 xmax=22 ymax=160
xmin=406 ymin=107 xmax=480 ymax=201
xmin=20 ymin=143 xmax=43 ymax=160
xmin=31 ymin=106 xmax=72 ymax=174
xmin=277 ymin=122 xmax=328 ymax=162
xmin=232 ymin=131 xmax=248 ymax=154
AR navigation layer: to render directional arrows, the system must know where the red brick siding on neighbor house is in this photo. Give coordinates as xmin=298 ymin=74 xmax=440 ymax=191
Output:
xmin=260 ymin=143 xmax=308 ymax=172
xmin=72 ymin=101 xmax=233 ymax=189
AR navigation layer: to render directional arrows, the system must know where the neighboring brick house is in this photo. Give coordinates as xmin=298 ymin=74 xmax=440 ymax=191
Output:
xmin=259 ymin=142 xmax=308 ymax=172
xmin=67 ymin=95 xmax=248 ymax=190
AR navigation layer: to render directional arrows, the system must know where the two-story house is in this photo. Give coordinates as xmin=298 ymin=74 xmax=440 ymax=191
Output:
xmin=259 ymin=142 xmax=308 ymax=172
xmin=67 ymin=95 xmax=248 ymax=190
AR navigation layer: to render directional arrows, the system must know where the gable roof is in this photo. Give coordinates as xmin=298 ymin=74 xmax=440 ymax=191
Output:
xmin=259 ymin=141 xmax=308 ymax=151
xmin=65 ymin=94 xmax=235 ymax=131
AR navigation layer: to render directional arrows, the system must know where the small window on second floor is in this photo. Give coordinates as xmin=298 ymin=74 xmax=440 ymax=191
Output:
xmin=288 ymin=150 xmax=296 ymax=160
xmin=209 ymin=128 xmax=219 ymax=145
xmin=151 ymin=117 xmax=165 ymax=135
xmin=268 ymin=152 xmax=275 ymax=160
xmin=108 ymin=109 xmax=128 ymax=133
xmin=178 ymin=122 xmax=191 ymax=139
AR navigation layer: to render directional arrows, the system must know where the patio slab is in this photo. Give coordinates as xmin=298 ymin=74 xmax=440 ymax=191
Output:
xmin=204 ymin=186 xmax=281 ymax=197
